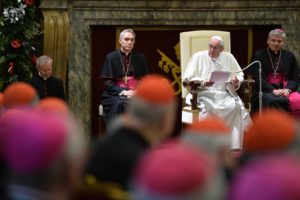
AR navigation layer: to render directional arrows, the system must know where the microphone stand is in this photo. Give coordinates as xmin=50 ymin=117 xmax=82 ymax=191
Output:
xmin=241 ymin=60 xmax=262 ymax=115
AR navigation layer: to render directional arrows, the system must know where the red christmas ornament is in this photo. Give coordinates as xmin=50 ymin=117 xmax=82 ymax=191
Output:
xmin=10 ymin=39 xmax=21 ymax=49
xmin=24 ymin=0 xmax=35 ymax=6
xmin=30 ymin=54 xmax=37 ymax=65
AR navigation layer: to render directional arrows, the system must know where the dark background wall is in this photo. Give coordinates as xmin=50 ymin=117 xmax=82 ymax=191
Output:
xmin=91 ymin=25 xmax=279 ymax=137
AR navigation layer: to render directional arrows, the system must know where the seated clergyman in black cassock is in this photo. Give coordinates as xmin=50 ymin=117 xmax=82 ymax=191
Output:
xmin=100 ymin=28 xmax=149 ymax=125
xmin=248 ymin=28 xmax=300 ymax=117
xmin=28 ymin=55 xmax=65 ymax=100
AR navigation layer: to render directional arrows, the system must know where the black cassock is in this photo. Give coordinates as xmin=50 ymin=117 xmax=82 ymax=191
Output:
xmin=100 ymin=50 xmax=148 ymax=125
xmin=85 ymin=126 xmax=150 ymax=189
xmin=28 ymin=75 xmax=65 ymax=100
xmin=248 ymin=48 xmax=300 ymax=113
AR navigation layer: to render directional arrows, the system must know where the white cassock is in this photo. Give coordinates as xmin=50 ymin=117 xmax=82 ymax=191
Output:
xmin=183 ymin=50 xmax=252 ymax=149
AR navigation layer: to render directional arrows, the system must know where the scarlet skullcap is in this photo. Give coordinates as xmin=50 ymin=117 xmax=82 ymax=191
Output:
xmin=3 ymin=82 xmax=38 ymax=108
xmin=4 ymin=110 xmax=68 ymax=174
xmin=228 ymin=155 xmax=300 ymax=200
xmin=182 ymin=116 xmax=231 ymax=153
xmin=134 ymin=74 xmax=175 ymax=104
xmin=244 ymin=109 xmax=296 ymax=154
xmin=37 ymin=97 xmax=69 ymax=114
xmin=132 ymin=142 xmax=214 ymax=197
xmin=185 ymin=116 xmax=230 ymax=134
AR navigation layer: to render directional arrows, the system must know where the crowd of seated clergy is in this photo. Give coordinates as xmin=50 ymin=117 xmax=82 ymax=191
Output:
xmin=1 ymin=80 xmax=300 ymax=200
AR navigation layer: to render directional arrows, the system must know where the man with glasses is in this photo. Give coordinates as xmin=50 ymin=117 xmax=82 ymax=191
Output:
xmin=249 ymin=29 xmax=300 ymax=117
xmin=183 ymin=36 xmax=251 ymax=151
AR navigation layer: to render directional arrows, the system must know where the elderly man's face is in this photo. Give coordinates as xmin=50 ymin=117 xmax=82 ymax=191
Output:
xmin=267 ymin=35 xmax=284 ymax=53
xmin=208 ymin=39 xmax=224 ymax=59
xmin=38 ymin=61 xmax=52 ymax=80
xmin=119 ymin=31 xmax=135 ymax=54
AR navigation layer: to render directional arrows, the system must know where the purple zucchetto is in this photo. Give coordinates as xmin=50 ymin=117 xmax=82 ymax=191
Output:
xmin=0 ymin=109 xmax=25 ymax=156
xmin=3 ymin=110 xmax=68 ymax=174
xmin=228 ymin=154 xmax=300 ymax=200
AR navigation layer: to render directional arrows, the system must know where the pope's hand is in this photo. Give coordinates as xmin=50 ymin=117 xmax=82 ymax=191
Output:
xmin=122 ymin=90 xmax=135 ymax=98
xmin=203 ymin=80 xmax=214 ymax=87
xmin=231 ymin=76 xmax=239 ymax=87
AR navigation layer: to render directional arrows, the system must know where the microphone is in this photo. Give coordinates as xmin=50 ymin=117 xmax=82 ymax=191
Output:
xmin=213 ymin=59 xmax=262 ymax=115
xmin=236 ymin=60 xmax=263 ymax=115
xmin=232 ymin=60 xmax=260 ymax=73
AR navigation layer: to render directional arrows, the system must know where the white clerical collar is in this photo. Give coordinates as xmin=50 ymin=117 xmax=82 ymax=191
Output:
xmin=39 ymin=72 xmax=48 ymax=81
xmin=120 ymin=49 xmax=131 ymax=56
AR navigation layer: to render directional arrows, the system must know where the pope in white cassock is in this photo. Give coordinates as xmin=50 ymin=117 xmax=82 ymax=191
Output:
xmin=183 ymin=36 xmax=252 ymax=150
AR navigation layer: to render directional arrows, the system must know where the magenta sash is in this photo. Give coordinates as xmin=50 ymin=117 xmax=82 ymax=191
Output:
xmin=266 ymin=72 xmax=300 ymax=119
xmin=289 ymin=92 xmax=300 ymax=119
xmin=115 ymin=76 xmax=138 ymax=90
xmin=266 ymin=73 xmax=283 ymax=84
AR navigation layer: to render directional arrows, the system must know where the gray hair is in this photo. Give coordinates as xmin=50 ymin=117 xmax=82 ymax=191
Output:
xmin=210 ymin=36 xmax=224 ymax=47
xmin=269 ymin=29 xmax=286 ymax=40
xmin=127 ymin=98 xmax=176 ymax=127
xmin=119 ymin=28 xmax=136 ymax=41
xmin=36 ymin=55 xmax=53 ymax=68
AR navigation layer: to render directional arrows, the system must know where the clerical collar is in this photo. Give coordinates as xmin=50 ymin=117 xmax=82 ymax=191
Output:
xmin=38 ymin=72 xmax=49 ymax=81
xmin=267 ymin=48 xmax=280 ymax=56
xmin=120 ymin=49 xmax=131 ymax=56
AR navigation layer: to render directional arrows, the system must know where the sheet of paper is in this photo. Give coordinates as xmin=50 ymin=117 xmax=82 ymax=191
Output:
xmin=210 ymin=70 xmax=231 ymax=83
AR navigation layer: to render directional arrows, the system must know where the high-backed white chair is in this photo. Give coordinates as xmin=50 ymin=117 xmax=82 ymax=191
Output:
xmin=180 ymin=30 xmax=254 ymax=124
xmin=180 ymin=30 xmax=231 ymax=123
xmin=180 ymin=30 xmax=231 ymax=98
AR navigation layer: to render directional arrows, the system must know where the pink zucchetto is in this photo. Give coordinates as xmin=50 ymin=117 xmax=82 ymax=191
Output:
xmin=131 ymin=142 xmax=216 ymax=200
xmin=0 ymin=109 xmax=25 ymax=155
xmin=228 ymin=154 xmax=300 ymax=200
xmin=3 ymin=110 xmax=68 ymax=174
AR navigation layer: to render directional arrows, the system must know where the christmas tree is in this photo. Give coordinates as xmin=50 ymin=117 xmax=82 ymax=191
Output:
xmin=0 ymin=0 xmax=43 ymax=91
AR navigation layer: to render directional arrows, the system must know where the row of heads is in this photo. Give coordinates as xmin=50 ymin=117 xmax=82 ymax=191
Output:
xmin=130 ymin=108 xmax=300 ymax=200
xmin=0 ymin=83 xmax=86 ymax=178
xmin=0 ymin=74 xmax=176 ymax=110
